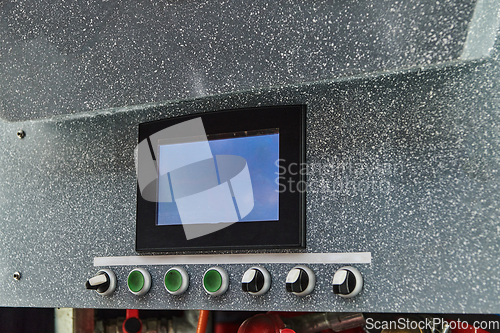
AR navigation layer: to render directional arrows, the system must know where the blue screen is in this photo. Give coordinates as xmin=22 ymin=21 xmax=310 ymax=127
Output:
xmin=157 ymin=133 xmax=279 ymax=226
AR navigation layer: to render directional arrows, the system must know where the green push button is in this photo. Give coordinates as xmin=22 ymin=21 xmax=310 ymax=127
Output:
xmin=128 ymin=270 xmax=145 ymax=293
xmin=165 ymin=269 xmax=183 ymax=292
xmin=204 ymin=269 xmax=222 ymax=293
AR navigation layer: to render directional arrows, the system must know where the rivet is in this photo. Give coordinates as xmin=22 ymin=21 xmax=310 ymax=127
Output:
xmin=13 ymin=272 xmax=21 ymax=281
xmin=16 ymin=130 xmax=25 ymax=139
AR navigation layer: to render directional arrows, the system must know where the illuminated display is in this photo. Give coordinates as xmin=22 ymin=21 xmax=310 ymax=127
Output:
xmin=157 ymin=130 xmax=280 ymax=226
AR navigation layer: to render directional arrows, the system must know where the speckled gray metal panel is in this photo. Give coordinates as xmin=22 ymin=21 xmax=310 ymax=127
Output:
xmin=0 ymin=0 xmax=476 ymax=121
xmin=0 ymin=48 xmax=499 ymax=312
xmin=0 ymin=0 xmax=499 ymax=313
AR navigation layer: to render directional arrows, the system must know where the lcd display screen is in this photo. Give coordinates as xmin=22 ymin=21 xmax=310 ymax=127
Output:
xmin=136 ymin=105 xmax=305 ymax=251
xmin=156 ymin=129 xmax=280 ymax=226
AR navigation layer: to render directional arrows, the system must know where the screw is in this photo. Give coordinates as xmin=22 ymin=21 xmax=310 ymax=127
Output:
xmin=13 ymin=272 xmax=21 ymax=281
xmin=16 ymin=130 xmax=25 ymax=139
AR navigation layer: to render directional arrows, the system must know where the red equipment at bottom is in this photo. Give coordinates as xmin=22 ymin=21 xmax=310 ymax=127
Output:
xmin=237 ymin=312 xmax=366 ymax=333
xmin=238 ymin=313 xmax=289 ymax=333
xmin=122 ymin=309 xmax=142 ymax=333
xmin=448 ymin=320 xmax=491 ymax=333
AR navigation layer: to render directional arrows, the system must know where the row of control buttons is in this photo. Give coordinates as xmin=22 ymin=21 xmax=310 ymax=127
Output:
xmin=86 ymin=266 xmax=363 ymax=298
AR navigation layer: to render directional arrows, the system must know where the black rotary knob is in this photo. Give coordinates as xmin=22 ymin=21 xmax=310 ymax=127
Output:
xmin=85 ymin=273 xmax=110 ymax=292
xmin=241 ymin=266 xmax=271 ymax=295
xmin=332 ymin=266 xmax=363 ymax=298
xmin=85 ymin=269 xmax=117 ymax=296
xmin=285 ymin=265 xmax=315 ymax=296
xmin=286 ymin=268 xmax=308 ymax=293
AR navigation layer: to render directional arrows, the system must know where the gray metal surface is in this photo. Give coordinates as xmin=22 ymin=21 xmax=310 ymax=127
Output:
xmin=0 ymin=0 xmax=499 ymax=313
xmin=0 ymin=0 xmax=478 ymax=121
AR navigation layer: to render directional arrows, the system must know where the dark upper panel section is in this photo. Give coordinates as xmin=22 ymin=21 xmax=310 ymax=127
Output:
xmin=0 ymin=0 xmax=476 ymax=121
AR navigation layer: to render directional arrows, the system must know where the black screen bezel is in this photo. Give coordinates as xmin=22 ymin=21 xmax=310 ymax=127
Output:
xmin=136 ymin=105 xmax=306 ymax=252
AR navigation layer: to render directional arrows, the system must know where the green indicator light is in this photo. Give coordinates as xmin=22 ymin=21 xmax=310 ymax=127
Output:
xmin=128 ymin=271 xmax=145 ymax=293
xmin=204 ymin=269 xmax=222 ymax=293
xmin=165 ymin=270 xmax=183 ymax=292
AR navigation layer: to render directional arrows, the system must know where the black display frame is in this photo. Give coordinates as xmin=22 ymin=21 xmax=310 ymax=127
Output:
xmin=136 ymin=105 xmax=306 ymax=252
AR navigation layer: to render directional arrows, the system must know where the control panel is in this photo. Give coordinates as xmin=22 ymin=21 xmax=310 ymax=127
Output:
xmin=86 ymin=265 xmax=364 ymax=299
xmin=2 ymin=39 xmax=499 ymax=313
xmin=101 ymin=105 xmax=369 ymax=309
